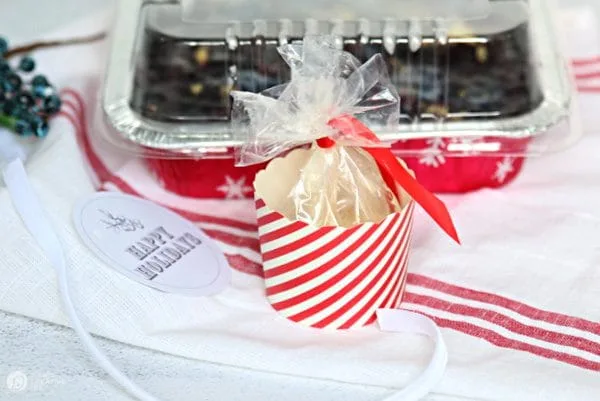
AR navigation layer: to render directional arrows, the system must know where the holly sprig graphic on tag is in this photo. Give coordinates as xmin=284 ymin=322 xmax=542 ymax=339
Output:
xmin=99 ymin=209 xmax=145 ymax=233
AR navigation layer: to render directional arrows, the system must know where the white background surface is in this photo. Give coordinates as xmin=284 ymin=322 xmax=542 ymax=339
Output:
xmin=0 ymin=1 xmax=599 ymax=401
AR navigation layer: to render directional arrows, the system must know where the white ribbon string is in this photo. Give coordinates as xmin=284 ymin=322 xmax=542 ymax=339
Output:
xmin=2 ymin=153 xmax=447 ymax=401
xmin=377 ymin=309 xmax=448 ymax=401
xmin=2 ymin=157 xmax=161 ymax=401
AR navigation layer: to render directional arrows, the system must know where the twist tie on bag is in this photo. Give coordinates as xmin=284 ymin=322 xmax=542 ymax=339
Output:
xmin=232 ymin=36 xmax=459 ymax=244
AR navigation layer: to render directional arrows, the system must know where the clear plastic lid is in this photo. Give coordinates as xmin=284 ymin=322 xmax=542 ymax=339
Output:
xmin=180 ymin=0 xmax=492 ymax=24
xmin=99 ymin=0 xmax=579 ymax=159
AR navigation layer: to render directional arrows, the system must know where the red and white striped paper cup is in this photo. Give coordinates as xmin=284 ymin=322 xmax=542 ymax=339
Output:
xmin=254 ymin=149 xmax=416 ymax=330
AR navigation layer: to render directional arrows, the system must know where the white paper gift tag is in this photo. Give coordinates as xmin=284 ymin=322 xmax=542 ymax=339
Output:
xmin=73 ymin=192 xmax=231 ymax=296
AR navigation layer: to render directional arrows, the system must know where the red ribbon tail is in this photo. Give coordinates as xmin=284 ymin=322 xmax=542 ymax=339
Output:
xmin=328 ymin=115 xmax=460 ymax=244
xmin=366 ymin=147 xmax=460 ymax=244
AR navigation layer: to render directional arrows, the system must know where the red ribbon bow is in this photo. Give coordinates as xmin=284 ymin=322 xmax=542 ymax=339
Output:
xmin=320 ymin=115 xmax=460 ymax=244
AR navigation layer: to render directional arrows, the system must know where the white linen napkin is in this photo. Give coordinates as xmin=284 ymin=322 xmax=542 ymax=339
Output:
xmin=1 ymin=4 xmax=600 ymax=401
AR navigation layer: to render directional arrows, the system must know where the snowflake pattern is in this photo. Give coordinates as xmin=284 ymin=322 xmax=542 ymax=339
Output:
xmin=217 ymin=176 xmax=253 ymax=199
xmin=492 ymin=156 xmax=515 ymax=183
xmin=448 ymin=136 xmax=483 ymax=156
xmin=419 ymin=137 xmax=446 ymax=168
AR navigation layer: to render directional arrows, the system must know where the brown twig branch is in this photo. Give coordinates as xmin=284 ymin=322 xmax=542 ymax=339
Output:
xmin=4 ymin=32 xmax=107 ymax=58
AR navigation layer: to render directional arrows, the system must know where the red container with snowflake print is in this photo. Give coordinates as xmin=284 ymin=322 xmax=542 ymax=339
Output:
xmin=98 ymin=0 xmax=581 ymax=198
xmin=144 ymin=152 xmax=267 ymax=199
xmin=389 ymin=136 xmax=534 ymax=193
xmin=143 ymin=136 xmax=534 ymax=198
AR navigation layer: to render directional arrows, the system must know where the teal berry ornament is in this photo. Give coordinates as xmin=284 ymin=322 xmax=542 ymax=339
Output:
xmin=15 ymin=118 xmax=33 ymax=136
xmin=16 ymin=91 xmax=34 ymax=107
xmin=2 ymin=98 xmax=18 ymax=116
xmin=0 ymin=59 xmax=10 ymax=75
xmin=31 ymin=74 xmax=49 ymax=87
xmin=32 ymin=75 xmax=53 ymax=98
xmin=0 ymin=35 xmax=61 ymax=138
xmin=18 ymin=56 xmax=35 ymax=73
xmin=3 ymin=72 xmax=22 ymax=92
xmin=29 ymin=114 xmax=49 ymax=137
xmin=0 ymin=37 xmax=7 ymax=55
xmin=43 ymin=94 xmax=61 ymax=114
xmin=32 ymin=85 xmax=51 ymax=98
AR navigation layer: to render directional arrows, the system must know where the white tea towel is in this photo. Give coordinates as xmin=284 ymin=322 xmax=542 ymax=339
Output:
xmin=2 ymin=4 xmax=600 ymax=401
